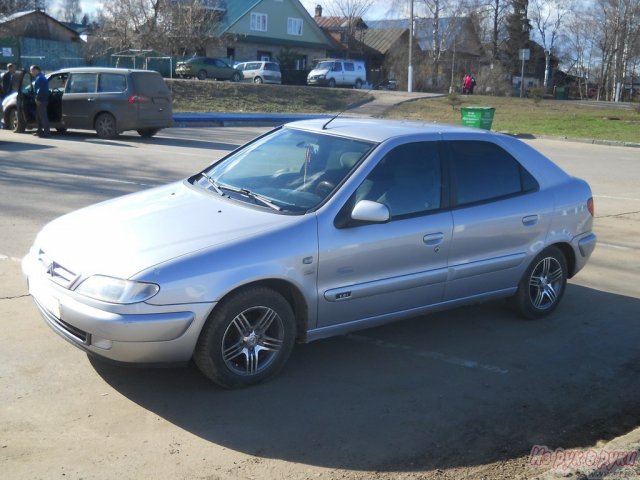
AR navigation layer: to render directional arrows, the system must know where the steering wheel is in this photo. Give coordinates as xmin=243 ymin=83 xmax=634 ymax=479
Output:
xmin=315 ymin=180 xmax=336 ymax=198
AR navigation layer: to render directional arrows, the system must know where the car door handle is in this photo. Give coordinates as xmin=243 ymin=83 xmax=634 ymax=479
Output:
xmin=423 ymin=233 xmax=445 ymax=246
xmin=87 ymin=97 xmax=95 ymax=102
xmin=522 ymin=215 xmax=539 ymax=226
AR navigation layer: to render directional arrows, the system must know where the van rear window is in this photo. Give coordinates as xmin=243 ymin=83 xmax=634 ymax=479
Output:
xmin=132 ymin=72 xmax=169 ymax=95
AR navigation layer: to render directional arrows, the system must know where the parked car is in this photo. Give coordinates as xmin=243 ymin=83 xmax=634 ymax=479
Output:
xmin=2 ymin=67 xmax=173 ymax=138
xmin=175 ymin=57 xmax=241 ymax=81
xmin=23 ymin=118 xmax=596 ymax=388
xmin=235 ymin=61 xmax=282 ymax=84
xmin=307 ymin=59 xmax=366 ymax=88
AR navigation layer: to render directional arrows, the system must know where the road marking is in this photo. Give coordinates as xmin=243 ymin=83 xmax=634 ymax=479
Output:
xmin=347 ymin=333 xmax=509 ymax=375
xmin=594 ymin=195 xmax=640 ymax=201
xmin=598 ymin=242 xmax=636 ymax=251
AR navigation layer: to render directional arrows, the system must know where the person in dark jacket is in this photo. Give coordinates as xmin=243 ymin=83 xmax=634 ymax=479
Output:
xmin=1 ymin=63 xmax=16 ymax=99
xmin=30 ymin=65 xmax=50 ymax=137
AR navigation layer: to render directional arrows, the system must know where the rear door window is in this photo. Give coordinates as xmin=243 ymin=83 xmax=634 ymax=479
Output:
xmin=132 ymin=72 xmax=169 ymax=95
xmin=98 ymin=73 xmax=127 ymax=93
xmin=446 ymin=140 xmax=538 ymax=206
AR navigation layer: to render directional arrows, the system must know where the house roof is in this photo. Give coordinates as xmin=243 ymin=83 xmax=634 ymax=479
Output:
xmin=361 ymin=28 xmax=407 ymax=55
xmin=315 ymin=16 xmax=367 ymax=31
xmin=0 ymin=9 xmax=81 ymax=38
xmin=368 ymin=17 xmax=482 ymax=55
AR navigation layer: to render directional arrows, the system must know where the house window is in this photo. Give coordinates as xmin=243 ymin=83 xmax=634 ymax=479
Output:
xmin=257 ymin=50 xmax=272 ymax=61
xmin=288 ymin=17 xmax=303 ymax=36
xmin=250 ymin=12 xmax=267 ymax=32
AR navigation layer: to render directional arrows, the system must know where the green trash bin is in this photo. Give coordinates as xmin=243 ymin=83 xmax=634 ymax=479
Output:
xmin=460 ymin=106 xmax=495 ymax=130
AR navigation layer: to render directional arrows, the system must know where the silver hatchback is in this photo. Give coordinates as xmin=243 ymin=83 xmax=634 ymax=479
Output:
xmin=23 ymin=118 xmax=596 ymax=387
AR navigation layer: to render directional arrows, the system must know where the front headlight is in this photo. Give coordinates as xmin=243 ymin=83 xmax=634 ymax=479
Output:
xmin=75 ymin=275 xmax=160 ymax=304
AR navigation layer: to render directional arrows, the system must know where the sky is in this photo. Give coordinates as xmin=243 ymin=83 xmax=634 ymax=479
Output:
xmin=49 ymin=0 xmax=397 ymax=21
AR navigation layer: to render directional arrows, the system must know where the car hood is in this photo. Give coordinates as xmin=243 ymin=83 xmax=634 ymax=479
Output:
xmin=33 ymin=181 xmax=298 ymax=280
xmin=309 ymin=68 xmax=329 ymax=76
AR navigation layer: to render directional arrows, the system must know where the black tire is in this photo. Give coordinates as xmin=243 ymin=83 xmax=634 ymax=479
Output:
xmin=56 ymin=128 xmax=67 ymax=133
xmin=328 ymin=78 xmax=336 ymax=88
xmin=231 ymin=72 xmax=241 ymax=82
xmin=94 ymin=112 xmax=118 ymax=139
xmin=194 ymin=286 xmax=296 ymax=388
xmin=6 ymin=108 xmax=25 ymax=133
xmin=253 ymin=76 xmax=263 ymax=84
xmin=137 ymin=128 xmax=159 ymax=138
xmin=512 ymin=246 xmax=568 ymax=319
xmin=355 ymin=79 xmax=363 ymax=89
xmin=196 ymin=70 xmax=207 ymax=80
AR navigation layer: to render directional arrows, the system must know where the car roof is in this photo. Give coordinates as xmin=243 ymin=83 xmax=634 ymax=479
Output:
xmin=286 ymin=117 xmax=493 ymax=143
xmin=48 ymin=67 xmax=159 ymax=75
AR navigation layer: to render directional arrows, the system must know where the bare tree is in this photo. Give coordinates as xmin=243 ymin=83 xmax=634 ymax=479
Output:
xmin=323 ymin=0 xmax=375 ymax=58
xmin=529 ymin=0 xmax=571 ymax=91
xmin=56 ymin=0 xmax=82 ymax=23
xmin=0 ymin=0 xmax=49 ymax=15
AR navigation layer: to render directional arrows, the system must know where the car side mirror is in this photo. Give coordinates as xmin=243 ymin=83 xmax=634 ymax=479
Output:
xmin=351 ymin=200 xmax=390 ymax=223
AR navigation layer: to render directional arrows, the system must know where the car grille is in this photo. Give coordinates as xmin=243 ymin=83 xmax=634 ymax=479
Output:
xmin=36 ymin=250 xmax=77 ymax=289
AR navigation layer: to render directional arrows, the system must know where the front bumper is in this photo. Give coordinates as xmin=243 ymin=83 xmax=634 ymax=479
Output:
xmin=23 ymin=254 xmax=214 ymax=364
xmin=307 ymin=77 xmax=329 ymax=86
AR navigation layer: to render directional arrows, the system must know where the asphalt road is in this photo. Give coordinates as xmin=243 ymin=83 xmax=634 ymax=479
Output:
xmin=1 ymin=127 xmax=639 ymax=480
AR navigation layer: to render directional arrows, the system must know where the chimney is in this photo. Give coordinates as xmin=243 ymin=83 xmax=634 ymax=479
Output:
xmin=315 ymin=5 xmax=322 ymax=18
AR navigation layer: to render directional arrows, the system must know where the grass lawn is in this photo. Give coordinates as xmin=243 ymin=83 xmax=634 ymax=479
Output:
xmin=168 ymin=80 xmax=640 ymax=144
xmin=169 ymin=79 xmax=369 ymax=114
xmin=382 ymin=95 xmax=640 ymax=144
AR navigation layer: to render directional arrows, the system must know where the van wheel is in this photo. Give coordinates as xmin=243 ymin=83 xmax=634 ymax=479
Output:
xmin=355 ymin=79 xmax=363 ymax=89
xmin=7 ymin=108 xmax=24 ymax=132
xmin=137 ymin=128 xmax=159 ymax=138
xmin=328 ymin=78 xmax=336 ymax=88
xmin=194 ymin=286 xmax=296 ymax=388
xmin=95 ymin=113 xmax=118 ymax=139
xmin=196 ymin=70 xmax=207 ymax=80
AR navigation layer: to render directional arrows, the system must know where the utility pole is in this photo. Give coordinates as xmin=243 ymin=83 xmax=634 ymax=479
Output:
xmin=408 ymin=0 xmax=414 ymax=92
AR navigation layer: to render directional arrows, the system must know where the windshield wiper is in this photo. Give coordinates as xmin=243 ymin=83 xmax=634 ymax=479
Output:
xmin=200 ymin=172 xmax=224 ymax=195
xmin=217 ymin=183 xmax=282 ymax=211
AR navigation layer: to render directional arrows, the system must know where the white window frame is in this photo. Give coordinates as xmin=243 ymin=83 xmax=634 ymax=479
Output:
xmin=287 ymin=17 xmax=303 ymax=36
xmin=250 ymin=12 xmax=268 ymax=32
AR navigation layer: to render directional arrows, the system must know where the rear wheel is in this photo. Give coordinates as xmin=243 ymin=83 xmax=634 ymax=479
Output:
xmin=196 ymin=70 xmax=207 ymax=80
xmin=253 ymin=76 xmax=263 ymax=84
xmin=94 ymin=112 xmax=118 ymax=139
xmin=194 ymin=286 xmax=296 ymax=388
xmin=512 ymin=246 xmax=567 ymax=319
xmin=355 ymin=79 xmax=363 ymax=89
xmin=137 ymin=128 xmax=159 ymax=138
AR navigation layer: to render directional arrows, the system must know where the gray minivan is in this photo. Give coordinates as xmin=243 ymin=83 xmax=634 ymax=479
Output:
xmin=1 ymin=67 xmax=173 ymax=138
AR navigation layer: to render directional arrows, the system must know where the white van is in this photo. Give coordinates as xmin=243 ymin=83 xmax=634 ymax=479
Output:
xmin=307 ymin=59 xmax=366 ymax=88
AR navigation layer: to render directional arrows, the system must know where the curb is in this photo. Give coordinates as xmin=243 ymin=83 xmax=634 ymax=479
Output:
xmin=172 ymin=112 xmax=331 ymax=128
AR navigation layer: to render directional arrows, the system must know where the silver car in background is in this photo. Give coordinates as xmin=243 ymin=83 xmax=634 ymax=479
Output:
xmin=235 ymin=61 xmax=282 ymax=84
xmin=22 ymin=118 xmax=596 ymax=388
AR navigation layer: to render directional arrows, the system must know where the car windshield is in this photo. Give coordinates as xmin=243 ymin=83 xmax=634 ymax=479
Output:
xmin=316 ymin=61 xmax=335 ymax=70
xmin=193 ymin=127 xmax=375 ymax=213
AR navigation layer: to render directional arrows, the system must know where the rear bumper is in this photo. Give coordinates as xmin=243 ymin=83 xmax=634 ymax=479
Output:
xmin=572 ymin=231 xmax=597 ymax=275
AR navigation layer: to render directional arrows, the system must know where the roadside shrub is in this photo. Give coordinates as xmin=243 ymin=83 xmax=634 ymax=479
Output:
xmin=447 ymin=91 xmax=462 ymax=109
xmin=476 ymin=64 xmax=512 ymax=96
xmin=529 ymin=87 xmax=544 ymax=104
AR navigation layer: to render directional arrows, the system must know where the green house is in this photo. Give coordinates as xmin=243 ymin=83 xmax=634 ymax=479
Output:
xmin=206 ymin=0 xmax=332 ymax=82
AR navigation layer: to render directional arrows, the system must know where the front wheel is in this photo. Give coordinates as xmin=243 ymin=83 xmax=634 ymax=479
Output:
xmin=231 ymin=72 xmax=241 ymax=82
xmin=328 ymin=78 xmax=336 ymax=88
xmin=194 ymin=286 xmax=296 ymax=388
xmin=94 ymin=112 xmax=118 ymax=139
xmin=512 ymin=246 xmax=568 ymax=319
xmin=196 ymin=70 xmax=207 ymax=80
xmin=6 ymin=108 xmax=24 ymax=132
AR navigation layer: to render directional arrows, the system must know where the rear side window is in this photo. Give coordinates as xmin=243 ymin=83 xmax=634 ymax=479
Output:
xmin=132 ymin=72 xmax=169 ymax=95
xmin=447 ymin=141 xmax=538 ymax=206
xmin=99 ymin=73 xmax=126 ymax=93
xmin=344 ymin=62 xmax=355 ymax=71
xmin=265 ymin=62 xmax=279 ymax=71
xmin=66 ymin=73 xmax=97 ymax=94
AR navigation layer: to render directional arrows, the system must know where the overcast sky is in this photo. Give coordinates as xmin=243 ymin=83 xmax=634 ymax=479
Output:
xmin=49 ymin=0 xmax=397 ymax=21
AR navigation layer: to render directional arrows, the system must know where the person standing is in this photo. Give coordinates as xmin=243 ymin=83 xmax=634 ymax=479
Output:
xmin=1 ymin=63 xmax=15 ymax=99
xmin=30 ymin=65 xmax=50 ymax=137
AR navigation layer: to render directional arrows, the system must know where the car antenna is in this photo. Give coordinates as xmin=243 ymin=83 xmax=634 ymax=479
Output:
xmin=322 ymin=81 xmax=384 ymax=130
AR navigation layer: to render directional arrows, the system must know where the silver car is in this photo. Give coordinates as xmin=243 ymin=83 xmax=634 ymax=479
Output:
xmin=23 ymin=118 xmax=597 ymax=387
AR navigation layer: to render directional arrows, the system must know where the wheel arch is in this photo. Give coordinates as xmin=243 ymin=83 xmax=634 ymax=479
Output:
xmin=548 ymin=242 xmax=576 ymax=278
xmin=211 ymin=279 xmax=310 ymax=342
